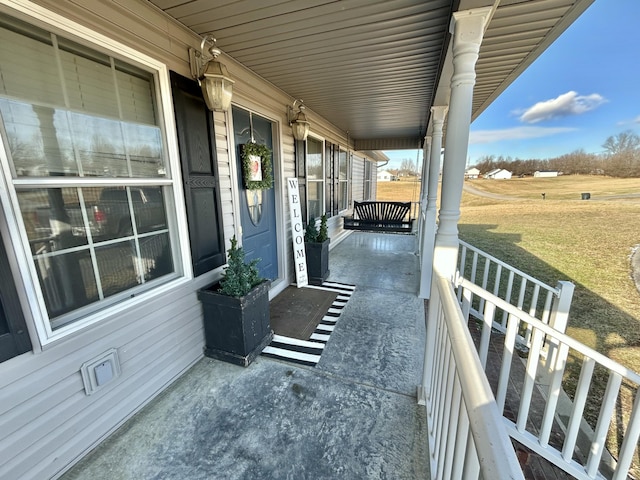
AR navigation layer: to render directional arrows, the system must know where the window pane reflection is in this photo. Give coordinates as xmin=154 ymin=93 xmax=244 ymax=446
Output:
xmin=0 ymin=99 xmax=165 ymax=178
xmin=308 ymin=182 xmax=323 ymax=220
xmin=1 ymin=13 xmax=177 ymax=330
xmin=17 ymin=186 xmax=172 ymax=324
xmin=35 ymin=249 xmax=98 ymax=318
xmin=95 ymin=240 xmax=140 ymax=298
xmin=339 ymin=151 xmax=348 ymax=180
xmin=17 ymin=188 xmax=89 ymax=255
xmin=95 ymin=186 xmax=168 ymax=241
xmin=140 ymin=233 xmax=173 ymax=282
xmin=0 ymin=100 xmax=77 ymax=176
xmin=307 ymin=138 xmax=323 ymax=179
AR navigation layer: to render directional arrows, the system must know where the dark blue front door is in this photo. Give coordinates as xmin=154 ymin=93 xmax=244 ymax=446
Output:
xmin=232 ymin=106 xmax=278 ymax=281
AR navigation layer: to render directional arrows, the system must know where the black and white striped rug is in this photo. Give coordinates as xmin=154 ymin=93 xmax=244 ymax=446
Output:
xmin=262 ymin=281 xmax=356 ymax=367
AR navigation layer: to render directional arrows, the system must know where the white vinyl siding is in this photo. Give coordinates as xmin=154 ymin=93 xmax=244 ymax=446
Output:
xmin=351 ymin=154 xmax=365 ymax=203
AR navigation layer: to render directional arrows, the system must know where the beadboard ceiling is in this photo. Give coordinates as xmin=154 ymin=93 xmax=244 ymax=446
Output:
xmin=148 ymin=0 xmax=594 ymax=150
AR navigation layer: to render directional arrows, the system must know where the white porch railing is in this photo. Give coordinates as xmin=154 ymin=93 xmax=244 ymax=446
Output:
xmin=458 ymin=240 xmax=575 ymax=342
xmin=420 ymin=271 xmax=525 ymax=479
xmin=422 ymin=241 xmax=640 ymax=479
xmin=457 ymin=278 xmax=640 ymax=480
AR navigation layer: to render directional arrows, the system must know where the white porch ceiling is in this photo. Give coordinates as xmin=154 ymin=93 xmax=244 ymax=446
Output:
xmin=147 ymin=0 xmax=594 ymax=150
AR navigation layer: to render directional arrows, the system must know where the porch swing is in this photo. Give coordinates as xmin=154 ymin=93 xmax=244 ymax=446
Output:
xmin=342 ymin=149 xmax=419 ymax=233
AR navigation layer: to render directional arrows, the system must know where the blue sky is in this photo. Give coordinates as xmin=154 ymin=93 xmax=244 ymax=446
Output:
xmin=384 ymin=0 xmax=639 ymax=169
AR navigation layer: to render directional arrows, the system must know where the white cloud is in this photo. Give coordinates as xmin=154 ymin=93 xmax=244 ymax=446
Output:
xmin=469 ymin=126 xmax=577 ymax=144
xmin=614 ymin=115 xmax=640 ymax=126
xmin=517 ymin=91 xmax=606 ymax=124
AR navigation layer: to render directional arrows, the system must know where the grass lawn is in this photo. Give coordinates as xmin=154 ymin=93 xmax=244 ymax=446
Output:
xmin=377 ymin=175 xmax=640 ymax=366
xmin=377 ymin=175 xmax=640 ymax=472
xmin=466 ymin=175 xmax=640 ymax=200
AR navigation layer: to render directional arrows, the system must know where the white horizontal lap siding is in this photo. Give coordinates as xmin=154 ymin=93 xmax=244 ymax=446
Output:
xmin=0 ymin=284 xmax=204 ymax=480
xmin=281 ymin=136 xmax=296 ymax=233
xmin=0 ymin=1 xmax=208 ymax=479
xmin=352 ymin=155 xmax=365 ymax=203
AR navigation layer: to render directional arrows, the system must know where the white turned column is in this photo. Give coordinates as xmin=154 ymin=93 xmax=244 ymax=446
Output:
xmin=433 ymin=8 xmax=491 ymax=279
xmin=420 ymin=137 xmax=432 ymax=207
xmin=417 ymin=136 xmax=431 ymax=257
xmin=419 ymin=107 xmax=447 ymax=298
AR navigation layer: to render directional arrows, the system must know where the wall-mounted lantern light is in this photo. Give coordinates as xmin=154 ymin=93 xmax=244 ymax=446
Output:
xmin=288 ymin=99 xmax=310 ymax=141
xmin=189 ymin=34 xmax=235 ymax=112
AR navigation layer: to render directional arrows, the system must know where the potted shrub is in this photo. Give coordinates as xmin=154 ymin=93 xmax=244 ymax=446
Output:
xmin=304 ymin=214 xmax=330 ymax=286
xmin=197 ymin=236 xmax=272 ymax=367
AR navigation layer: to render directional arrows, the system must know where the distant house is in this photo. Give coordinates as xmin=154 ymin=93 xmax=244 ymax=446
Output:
xmin=465 ymin=167 xmax=480 ymax=179
xmin=377 ymin=170 xmax=395 ymax=182
xmin=484 ymin=168 xmax=512 ymax=179
xmin=534 ymin=170 xmax=559 ymax=178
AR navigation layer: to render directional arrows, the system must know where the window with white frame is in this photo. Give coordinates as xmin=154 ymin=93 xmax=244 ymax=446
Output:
xmin=0 ymin=14 xmax=178 ymax=331
xmin=364 ymin=161 xmax=372 ymax=200
xmin=306 ymin=136 xmax=324 ymax=220
xmin=337 ymin=149 xmax=349 ymax=211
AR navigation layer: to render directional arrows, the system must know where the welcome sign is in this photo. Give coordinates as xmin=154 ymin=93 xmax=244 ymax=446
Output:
xmin=287 ymin=178 xmax=308 ymax=287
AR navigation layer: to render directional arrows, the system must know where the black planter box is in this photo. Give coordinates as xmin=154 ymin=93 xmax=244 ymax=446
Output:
xmin=197 ymin=280 xmax=273 ymax=367
xmin=305 ymin=239 xmax=330 ymax=286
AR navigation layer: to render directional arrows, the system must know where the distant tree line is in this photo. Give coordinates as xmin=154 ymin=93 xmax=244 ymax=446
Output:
xmin=471 ymin=130 xmax=640 ymax=178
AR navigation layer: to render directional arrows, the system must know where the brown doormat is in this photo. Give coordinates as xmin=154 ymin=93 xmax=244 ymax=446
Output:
xmin=270 ymin=286 xmax=338 ymax=340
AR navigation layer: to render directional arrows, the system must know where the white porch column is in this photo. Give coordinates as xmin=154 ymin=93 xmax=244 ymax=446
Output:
xmin=419 ymin=107 xmax=447 ymax=298
xmin=420 ymin=136 xmax=432 ymax=207
xmin=416 ymin=136 xmax=431 ymax=256
xmin=433 ymin=8 xmax=491 ymax=279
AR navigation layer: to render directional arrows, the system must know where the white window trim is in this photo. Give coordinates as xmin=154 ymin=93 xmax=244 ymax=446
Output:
xmin=337 ymin=148 xmax=350 ymax=214
xmin=0 ymin=0 xmax=192 ymax=347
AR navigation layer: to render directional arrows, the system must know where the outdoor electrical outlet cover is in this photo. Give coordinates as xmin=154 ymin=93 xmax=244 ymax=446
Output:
xmin=80 ymin=349 xmax=121 ymax=395
xmin=95 ymin=360 xmax=114 ymax=386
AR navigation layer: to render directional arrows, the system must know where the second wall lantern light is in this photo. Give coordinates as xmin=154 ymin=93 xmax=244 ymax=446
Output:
xmin=288 ymin=99 xmax=310 ymax=141
xmin=189 ymin=34 xmax=235 ymax=112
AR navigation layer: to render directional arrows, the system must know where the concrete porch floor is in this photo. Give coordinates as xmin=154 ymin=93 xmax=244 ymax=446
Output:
xmin=61 ymin=232 xmax=429 ymax=480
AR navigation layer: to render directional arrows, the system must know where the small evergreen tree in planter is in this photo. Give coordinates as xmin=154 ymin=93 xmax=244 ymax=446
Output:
xmin=197 ymin=236 xmax=272 ymax=367
xmin=304 ymin=214 xmax=330 ymax=285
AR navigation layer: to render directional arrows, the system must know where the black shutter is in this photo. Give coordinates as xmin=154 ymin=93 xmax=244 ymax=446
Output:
xmin=170 ymin=72 xmax=225 ymax=276
xmin=0 ymin=235 xmax=31 ymax=363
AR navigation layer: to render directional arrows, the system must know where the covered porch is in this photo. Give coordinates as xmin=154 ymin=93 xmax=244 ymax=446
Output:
xmin=59 ymin=231 xmax=640 ymax=480
xmin=61 ymin=232 xmax=430 ymax=479
xmin=4 ymin=1 xmax=633 ymax=480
